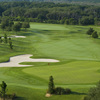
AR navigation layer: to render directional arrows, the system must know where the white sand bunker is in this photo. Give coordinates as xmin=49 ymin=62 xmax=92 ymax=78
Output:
xmin=11 ymin=35 xmax=26 ymax=38
xmin=0 ymin=54 xmax=59 ymax=67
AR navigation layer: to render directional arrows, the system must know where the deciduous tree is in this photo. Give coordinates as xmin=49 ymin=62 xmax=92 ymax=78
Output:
xmin=84 ymin=81 xmax=100 ymax=100
xmin=13 ymin=22 xmax=21 ymax=33
xmin=22 ymin=22 xmax=30 ymax=31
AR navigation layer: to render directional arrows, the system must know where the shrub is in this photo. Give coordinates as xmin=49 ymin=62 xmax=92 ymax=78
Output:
xmin=54 ymin=87 xmax=71 ymax=95
xmin=12 ymin=93 xmax=16 ymax=99
xmin=84 ymin=81 xmax=100 ymax=100
xmin=65 ymin=88 xmax=72 ymax=94
xmin=55 ymin=87 xmax=65 ymax=95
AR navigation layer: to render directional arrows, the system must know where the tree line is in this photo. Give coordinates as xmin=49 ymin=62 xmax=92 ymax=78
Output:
xmin=0 ymin=0 xmax=100 ymax=3
xmin=1 ymin=17 xmax=30 ymax=32
xmin=0 ymin=2 xmax=100 ymax=25
xmin=0 ymin=17 xmax=30 ymax=50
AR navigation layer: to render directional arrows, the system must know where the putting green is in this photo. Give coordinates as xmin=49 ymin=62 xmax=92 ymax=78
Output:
xmin=30 ymin=23 xmax=69 ymax=30
xmin=23 ymin=61 xmax=100 ymax=84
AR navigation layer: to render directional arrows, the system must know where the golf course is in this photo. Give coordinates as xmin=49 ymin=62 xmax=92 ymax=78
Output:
xmin=0 ymin=22 xmax=100 ymax=100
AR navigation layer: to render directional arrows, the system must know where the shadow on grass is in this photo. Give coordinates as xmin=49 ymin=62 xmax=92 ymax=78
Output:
xmin=18 ymin=32 xmax=34 ymax=36
xmin=15 ymin=97 xmax=27 ymax=100
xmin=71 ymin=91 xmax=87 ymax=95
xmin=68 ymin=31 xmax=77 ymax=34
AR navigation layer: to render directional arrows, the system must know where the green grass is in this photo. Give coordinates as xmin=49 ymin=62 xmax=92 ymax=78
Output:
xmin=23 ymin=61 xmax=100 ymax=85
xmin=0 ymin=23 xmax=100 ymax=100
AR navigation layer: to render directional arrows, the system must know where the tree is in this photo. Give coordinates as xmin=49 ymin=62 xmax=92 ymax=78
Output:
xmin=4 ymin=34 xmax=7 ymax=43
xmin=0 ymin=81 xmax=7 ymax=100
xmin=8 ymin=20 xmax=14 ymax=27
xmin=5 ymin=26 xmax=12 ymax=32
xmin=0 ymin=18 xmax=14 ymax=31
xmin=84 ymin=81 xmax=100 ymax=100
xmin=22 ymin=22 xmax=30 ymax=31
xmin=92 ymin=31 xmax=98 ymax=38
xmin=65 ymin=18 xmax=78 ymax=25
xmin=1 ymin=23 xmax=6 ymax=31
xmin=12 ymin=22 xmax=21 ymax=33
xmin=1 ymin=18 xmax=9 ymax=30
xmin=37 ymin=14 xmax=47 ymax=22
xmin=86 ymin=28 xmax=94 ymax=35
xmin=0 ymin=36 xmax=2 ymax=43
xmin=79 ymin=16 xmax=94 ymax=25
xmin=17 ymin=22 xmax=22 ymax=28
xmin=9 ymin=38 xmax=13 ymax=50
xmin=55 ymin=87 xmax=65 ymax=95
xmin=48 ymin=76 xmax=55 ymax=94
xmin=65 ymin=19 xmax=69 ymax=25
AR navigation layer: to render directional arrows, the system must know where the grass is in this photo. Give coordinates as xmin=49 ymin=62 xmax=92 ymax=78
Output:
xmin=23 ymin=61 xmax=100 ymax=85
xmin=0 ymin=23 xmax=100 ymax=99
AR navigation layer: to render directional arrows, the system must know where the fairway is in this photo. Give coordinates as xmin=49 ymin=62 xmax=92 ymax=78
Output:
xmin=34 ymin=38 xmax=100 ymax=60
xmin=0 ymin=23 xmax=100 ymax=100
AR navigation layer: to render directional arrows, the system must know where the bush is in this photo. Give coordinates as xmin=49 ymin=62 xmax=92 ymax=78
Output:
xmin=55 ymin=87 xmax=65 ymax=95
xmin=65 ymin=88 xmax=72 ymax=94
xmin=12 ymin=93 xmax=16 ymax=99
xmin=2 ymin=93 xmax=17 ymax=100
xmin=54 ymin=87 xmax=71 ymax=95
xmin=84 ymin=81 xmax=100 ymax=100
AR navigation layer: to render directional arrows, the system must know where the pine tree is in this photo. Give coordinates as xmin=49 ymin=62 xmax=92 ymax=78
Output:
xmin=9 ymin=38 xmax=13 ymax=50
xmin=1 ymin=81 xmax=7 ymax=100
xmin=0 ymin=36 xmax=2 ymax=43
xmin=4 ymin=34 xmax=7 ymax=43
xmin=48 ymin=76 xmax=55 ymax=94
xmin=92 ymin=31 xmax=98 ymax=38
xmin=86 ymin=28 xmax=94 ymax=35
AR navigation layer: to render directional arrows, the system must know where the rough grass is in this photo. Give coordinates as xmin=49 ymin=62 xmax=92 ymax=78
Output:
xmin=0 ymin=23 xmax=100 ymax=100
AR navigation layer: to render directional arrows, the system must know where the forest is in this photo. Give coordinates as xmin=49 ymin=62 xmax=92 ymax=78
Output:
xmin=0 ymin=0 xmax=100 ymax=3
xmin=0 ymin=2 xmax=100 ymax=25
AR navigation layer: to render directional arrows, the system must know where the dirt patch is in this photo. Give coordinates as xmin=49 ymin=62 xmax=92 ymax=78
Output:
xmin=45 ymin=93 xmax=52 ymax=97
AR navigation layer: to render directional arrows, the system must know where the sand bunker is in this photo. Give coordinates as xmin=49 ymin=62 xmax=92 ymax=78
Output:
xmin=0 ymin=54 xmax=59 ymax=67
xmin=45 ymin=93 xmax=52 ymax=97
xmin=1 ymin=35 xmax=26 ymax=38
xmin=11 ymin=35 xmax=26 ymax=38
